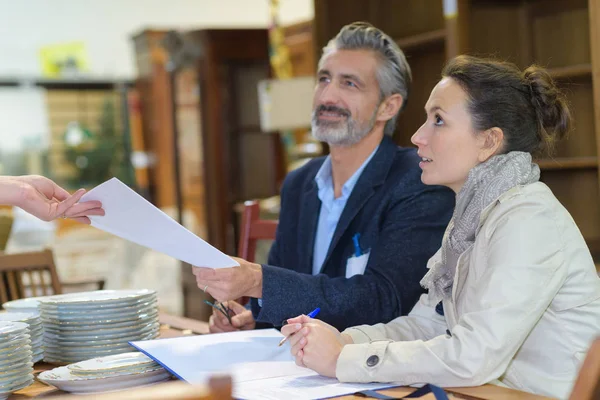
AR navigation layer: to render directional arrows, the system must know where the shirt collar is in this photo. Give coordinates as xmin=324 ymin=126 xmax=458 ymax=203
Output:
xmin=315 ymin=144 xmax=380 ymax=198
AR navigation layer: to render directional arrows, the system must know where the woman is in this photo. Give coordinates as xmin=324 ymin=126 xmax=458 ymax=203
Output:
xmin=281 ymin=55 xmax=600 ymax=399
xmin=0 ymin=175 xmax=104 ymax=223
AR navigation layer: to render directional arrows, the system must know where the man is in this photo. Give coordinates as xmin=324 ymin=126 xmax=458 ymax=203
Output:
xmin=193 ymin=22 xmax=454 ymax=332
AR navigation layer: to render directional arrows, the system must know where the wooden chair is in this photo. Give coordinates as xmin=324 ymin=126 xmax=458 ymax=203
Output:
xmin=47 ymin=375 xmax=233 ymax=400
xmin=235 ymin=200 xmax=278 ymax=306
xmin=569 ymin=337 xmax=600 ymax=400
xmin=0 ymin=248 xmax=105 ymax=306
xmin=237 ymin=200 xmax=278 ymax=263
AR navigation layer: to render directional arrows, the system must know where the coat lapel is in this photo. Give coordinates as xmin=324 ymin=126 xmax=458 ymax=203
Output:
xmin=297 ymin=174 xmax=321 ymax=275
xmin=319 ymin=136 xmax=397 ymax=272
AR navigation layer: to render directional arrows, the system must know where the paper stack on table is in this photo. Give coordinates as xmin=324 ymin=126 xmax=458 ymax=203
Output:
xmin=130 ymin=329 xmax=398 ymax=400
xmin=80 ymin=178 xmax=238 ymax=269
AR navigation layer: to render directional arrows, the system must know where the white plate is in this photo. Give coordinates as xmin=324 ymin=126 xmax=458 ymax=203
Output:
xmin=39 ymin=303 xmax=157 ymax=321
xmin=0 ymin=352 xmax=33 ymax=369
xmin=0 ymin=366 xmax=33 ymax=386
xmin=44 ymin=331 xmax=158 ymax=348
xmin=39 ymin=290 xmax=156 ymax=306
xmin=0 ymin=376 xmax=33 ymax=399
xmin=41 ymin=311 xmax=159 ymax=327
xmin=0 ymin=321 xmax=29 ymax=338
xmin=0 ymin=312 xmax=40 ymax=324
xmin=2 ymin=296 xmax=49 ymax=313
xmin=38 ymin=366 xmax=170 ymax=394
xmin=43 ymin=323 xmax=159 ymax=342
xmin=44 ymin=342 xmax=134 ymax=354
xmin=67 ymin=352 xmax=157 ymax=374
xmin=42 ymin=315 xmax=159 ymax=331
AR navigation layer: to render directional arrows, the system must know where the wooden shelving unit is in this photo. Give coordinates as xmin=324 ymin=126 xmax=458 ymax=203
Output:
xmin=536 ymin=156 xmax=598 ymax=170
xmin=313 ymin=0 xmax=600 ymax=259
xmin=549 ymin=63 xmax=592 ymax=80
xmin=395 ymin=29 xmax=447 ymax=52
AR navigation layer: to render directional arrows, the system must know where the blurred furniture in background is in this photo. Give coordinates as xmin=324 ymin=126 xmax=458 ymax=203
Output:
xmin=132 ymin=28 xmax=285 ymax=320
xmin=0 ymin=207 xmax=13 ymax=252
xmin=237 ymin=200 xmax=278 ymax=263
xmin=236 ymin=199 xmax=278 ymax=306
xmin=0 ymin=248 xmax=105 ymax=305
xmin=0 ymin=249 xmax=61 ymax=303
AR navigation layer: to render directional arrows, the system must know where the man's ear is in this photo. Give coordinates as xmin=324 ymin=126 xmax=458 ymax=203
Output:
xmin=478 ymin=127 xmax=504 ymax=162
xmin=377 ymin=94 xmax=403 ymax=122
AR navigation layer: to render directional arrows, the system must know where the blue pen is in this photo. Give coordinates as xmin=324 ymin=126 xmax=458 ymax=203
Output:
xmin=278 ymin=307 xmax=321 ymax=346
xmin=307 ymin=307 xmax=320 ymax=318
xmin=352 ymin=233 xmax=362 ymax=257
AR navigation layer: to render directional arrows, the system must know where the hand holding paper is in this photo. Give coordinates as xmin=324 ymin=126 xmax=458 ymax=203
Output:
xmin=192 ymin=256 xmax=263 ymax=301
xmin=80 ymin=178 xmax=238 ymax=269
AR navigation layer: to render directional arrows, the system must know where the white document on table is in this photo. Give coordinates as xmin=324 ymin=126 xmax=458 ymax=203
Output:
xmin=130 ymin=329 xmax=398 ymax=400
xmin=80 ymin=177 xmax=238 ymax=269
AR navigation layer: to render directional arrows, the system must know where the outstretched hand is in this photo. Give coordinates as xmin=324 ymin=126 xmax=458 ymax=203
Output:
xmin=10 ymin=175 xmax=104 ymax=224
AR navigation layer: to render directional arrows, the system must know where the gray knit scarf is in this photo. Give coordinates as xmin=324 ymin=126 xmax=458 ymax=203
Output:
xmin=420 ymin=151 xmax=540 ymax=303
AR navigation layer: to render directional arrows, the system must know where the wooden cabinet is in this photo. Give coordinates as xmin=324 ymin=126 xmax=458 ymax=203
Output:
xmin=133 ymin=29 xmax=285 ymax=319
xmin=459 ymin=0 xmax=600 ymax=259
xmin=314 ymin=0 xmax=600 ymax=260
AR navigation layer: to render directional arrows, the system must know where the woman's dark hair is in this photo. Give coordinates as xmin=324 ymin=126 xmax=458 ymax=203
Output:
xmin=442 ymin=55 xmax=571 ymax=157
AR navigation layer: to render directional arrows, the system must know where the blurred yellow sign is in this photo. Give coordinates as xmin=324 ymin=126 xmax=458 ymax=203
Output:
xmin=39 ymin=42 xmax=90 ymax=78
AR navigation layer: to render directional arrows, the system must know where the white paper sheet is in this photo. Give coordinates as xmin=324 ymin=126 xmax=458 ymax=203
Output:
xmin=80 ymin=177 xmax=238 ymax=269
xmin=130 ymin=329 xmax=398 ymax=400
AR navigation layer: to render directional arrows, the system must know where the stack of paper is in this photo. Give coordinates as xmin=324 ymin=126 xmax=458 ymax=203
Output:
xmin=130 ymin=329 xmax=397 ymax=400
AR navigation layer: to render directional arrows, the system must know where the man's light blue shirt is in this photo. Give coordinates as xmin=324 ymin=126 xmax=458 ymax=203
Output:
xmin=312 ymin=145 xmax=379 ymax=275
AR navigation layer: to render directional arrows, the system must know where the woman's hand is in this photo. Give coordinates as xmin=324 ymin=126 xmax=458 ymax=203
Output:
xmin=281 ymin=315 xmax=353 ymax=378
xmin=3 ymin=175 xmax=104 ymax=223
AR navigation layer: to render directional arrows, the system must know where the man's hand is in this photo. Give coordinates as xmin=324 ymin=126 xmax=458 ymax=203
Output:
xmin=8 ymin=175 xmax=104 ymax=224
xmin=192 ymin=257 xmax=263 ymax=302
xmin=209 ymin=300 xmax=256 ymax=333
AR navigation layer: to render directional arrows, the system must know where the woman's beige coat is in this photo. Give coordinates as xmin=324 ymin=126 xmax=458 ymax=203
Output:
xmin=337 ymin=182 xmax=600 ymax=399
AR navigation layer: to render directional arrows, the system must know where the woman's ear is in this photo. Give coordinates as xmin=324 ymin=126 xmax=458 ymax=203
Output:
xmin=377 ymin=94 xmax=403 ymax=122
xmin=478 ymin=127 xmax=504 ymax=162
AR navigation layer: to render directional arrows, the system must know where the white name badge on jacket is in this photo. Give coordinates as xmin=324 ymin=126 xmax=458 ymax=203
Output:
xmin=345 ymin=252 xmax=370 ymax=278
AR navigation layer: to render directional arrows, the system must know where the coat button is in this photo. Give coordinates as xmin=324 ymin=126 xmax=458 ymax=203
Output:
xmin=366 ymin=355 xmax=379 ymax=367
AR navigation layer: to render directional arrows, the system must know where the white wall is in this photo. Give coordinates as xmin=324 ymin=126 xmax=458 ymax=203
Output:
xmin=0 ymin=0 xmax=314 ymax=78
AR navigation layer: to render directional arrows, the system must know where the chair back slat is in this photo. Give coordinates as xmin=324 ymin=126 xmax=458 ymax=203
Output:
xmin=0 ymin=278 xmax=7 ymax=305
xmin=237 ymin=201 xmax=278 ymax=263
xmin=0 ymin=249 xmax=62 ymax=305
xmin=26 ymin=269 xmax=38 ymax=297
xmin=38 ymin=269 xmax=50 ymax=296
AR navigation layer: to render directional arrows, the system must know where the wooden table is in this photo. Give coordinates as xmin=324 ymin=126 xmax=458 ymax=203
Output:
xmin=9 ymin=315 xmax=555 ymax=400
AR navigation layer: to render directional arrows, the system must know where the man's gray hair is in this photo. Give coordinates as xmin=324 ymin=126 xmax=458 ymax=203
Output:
xmin=319 ymin=22 xmax=412 ymax=136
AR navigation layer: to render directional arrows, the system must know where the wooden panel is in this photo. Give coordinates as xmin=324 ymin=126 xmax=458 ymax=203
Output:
xmin=175 ymin=67 xmax=208 ymax=239
xmin=590 ymin=0 xmax=600 ymax=196
xmin=284 ymin=21 xmax=316 ymax=77
xmin=555 ymin=82 xmax=596 ymax=157
xmin=469 ymin=4 xmax=527 ymax=66
xmin=131 ymin=29 xmax=176 ymax=209
xmin=540 ymin=169 xmax=600 ymax=241
xmin=313 ymin=0 xmax=443 ymax=61
xmin=395 ymin=45 xmax=446 ymax=147
xmin=374 ymin=0 xmax=445 ymax=39
xmin=533 ymin=7 xmax=591 ymax=68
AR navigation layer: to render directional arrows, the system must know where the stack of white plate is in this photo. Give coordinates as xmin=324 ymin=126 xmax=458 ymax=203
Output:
xmin=0 ymin=321 xmax=34 ymax=400
xmin=38 ymin=352 xmax=171 ymax=394
xmin=2 ymin=296 xmax=50 ymax=314
xmin=0 ymin=313 xmax=44 ymax=362
xmin=39 ymin=290 xmax=160 ymax=364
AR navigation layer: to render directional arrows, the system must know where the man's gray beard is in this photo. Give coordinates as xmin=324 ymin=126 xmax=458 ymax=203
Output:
xmin=311 ymin=110 xmax=377 ymax=146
